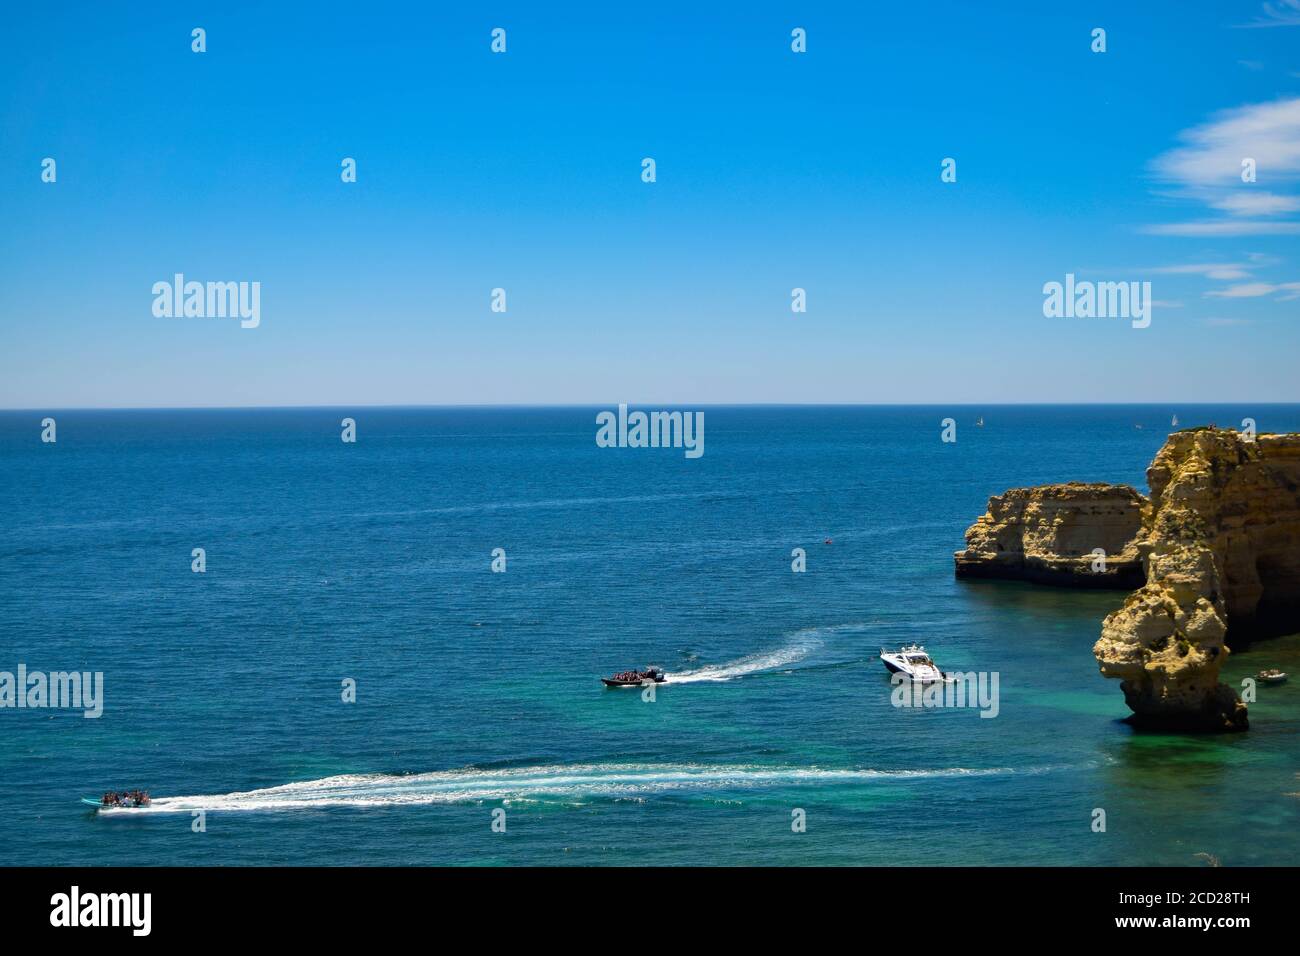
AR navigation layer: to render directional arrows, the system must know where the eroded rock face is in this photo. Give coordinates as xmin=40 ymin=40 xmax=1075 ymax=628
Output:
xmin=954 ymin=482 xmax=1147 ymax=588
xmin=1093 ymin=429 xmax=1300 ymax=732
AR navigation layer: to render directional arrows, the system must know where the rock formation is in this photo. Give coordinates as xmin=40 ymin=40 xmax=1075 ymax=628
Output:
xmin=1094 ymin=428 xmax=1300 ymax=732
xmin=954 ymin=482 xmax=1147 ymax=588
xmin=957 ymin=428 xmax=1300 ymax=732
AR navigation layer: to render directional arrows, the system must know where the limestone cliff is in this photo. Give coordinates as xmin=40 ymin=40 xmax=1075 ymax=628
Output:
xmin=956 ymin=428 xmax=1300 ymax=732
xmin=954 ymin=482 xmax=1147 ymax=588
xmin=1094 ymin=429 xmax=1300 ymax=732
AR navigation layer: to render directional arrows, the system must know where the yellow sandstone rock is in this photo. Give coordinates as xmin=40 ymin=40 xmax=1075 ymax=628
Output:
xmin=958 ymin=428 xmax=1300 ymax=732
xmin=954 ymin=482 xmax=1147 ymax=588
xmin=1094 ymin=429 xmax=1300 ymax=732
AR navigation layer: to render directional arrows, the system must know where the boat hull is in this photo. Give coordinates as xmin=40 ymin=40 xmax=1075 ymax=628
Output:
xmin=601 ymin=677 xmax=666 ymax=687
xmin=880 ymin=652 xmax=945 ymax=684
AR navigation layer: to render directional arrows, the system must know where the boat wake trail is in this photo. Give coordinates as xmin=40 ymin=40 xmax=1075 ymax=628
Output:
xmin=664 ymin=622 xmax=867 ymax=683
xmin=103 ymin=763 xmax=1053 ymax=815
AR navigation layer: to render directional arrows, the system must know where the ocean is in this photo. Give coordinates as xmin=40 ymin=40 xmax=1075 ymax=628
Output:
xmin=2 ymin=405 xmax=1298 ymax=866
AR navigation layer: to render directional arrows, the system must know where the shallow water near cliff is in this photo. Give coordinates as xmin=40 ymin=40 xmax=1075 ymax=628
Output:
xmin=2 ymin=405 xmax=1298 ymax=865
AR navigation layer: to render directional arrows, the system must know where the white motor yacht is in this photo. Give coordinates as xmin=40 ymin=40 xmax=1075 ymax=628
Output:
xmin=880 ymin=644 xmax=945 ymax=684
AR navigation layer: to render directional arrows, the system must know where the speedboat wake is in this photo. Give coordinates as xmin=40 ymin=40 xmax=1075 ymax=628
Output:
xmin=663 ymin=623 xmax=846 ymax=683
xmin=89 ymin=762 xmax=1059 ymax=815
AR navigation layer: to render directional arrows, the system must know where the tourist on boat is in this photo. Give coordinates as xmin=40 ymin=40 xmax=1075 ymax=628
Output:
xmin=99 ymin=789 xmax=149 ymax=807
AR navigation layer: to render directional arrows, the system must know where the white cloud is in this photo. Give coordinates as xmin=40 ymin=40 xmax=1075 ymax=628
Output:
xmin=1148 ymin=262 xmax=1253 ymax=280
xmin=1142 ymin=220 xmax=1300 ymax=236
xmin=1152 ymin=97 xmax=1300 ymax=188
xmin=1205 ymin=282 xmax=1278 ymax=297
xmin=1209 ymin=191 xmax=1300 ymax=215
xmin=1145 ymin=97 xmax=1300 ymax=235
xmin=1205 ymin=281 xmax=1300 ymax=299
xmin=1236 ymin=0 xmax=1300 ymax=27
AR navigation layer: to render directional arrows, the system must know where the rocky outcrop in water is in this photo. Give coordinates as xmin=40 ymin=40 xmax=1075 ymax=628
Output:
xmin=1093 ymin=429 xmax=1300 ymax=732
xmin=958 ymin=428 xmax=1300 ymax=732
xmin=954 ymin=482 xmax=1147 ymax=588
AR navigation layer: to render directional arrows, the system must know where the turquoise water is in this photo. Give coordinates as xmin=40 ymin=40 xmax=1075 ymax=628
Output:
xmin=2 ymin=405 xmax=1298 ymax=865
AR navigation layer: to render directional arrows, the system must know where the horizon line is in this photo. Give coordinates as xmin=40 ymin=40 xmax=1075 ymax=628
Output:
xmin=3 ymin=401 xmax=1299 ymax=413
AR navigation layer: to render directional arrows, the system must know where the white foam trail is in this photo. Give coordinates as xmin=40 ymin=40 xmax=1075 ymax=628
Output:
xmin=96 ymin=762 xmax=1047 ymax=815
xmin=664 ymin=623 xmax=864 ymax=683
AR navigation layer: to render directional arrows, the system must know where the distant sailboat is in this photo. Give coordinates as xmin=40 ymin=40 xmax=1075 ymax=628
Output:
xmin=1172 ymin=414 xmax=1180 ymax=428
xmin=975 ymin=417 xmax=984 ymax=427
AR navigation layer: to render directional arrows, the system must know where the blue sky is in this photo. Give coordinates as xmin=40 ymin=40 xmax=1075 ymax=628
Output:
xmin=2 ymin=1 xmax=1299 ymax=407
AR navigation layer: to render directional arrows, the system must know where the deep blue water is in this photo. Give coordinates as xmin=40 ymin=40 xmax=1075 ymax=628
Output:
xmin=2 ymin=405 xmax=1299 ymax=866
